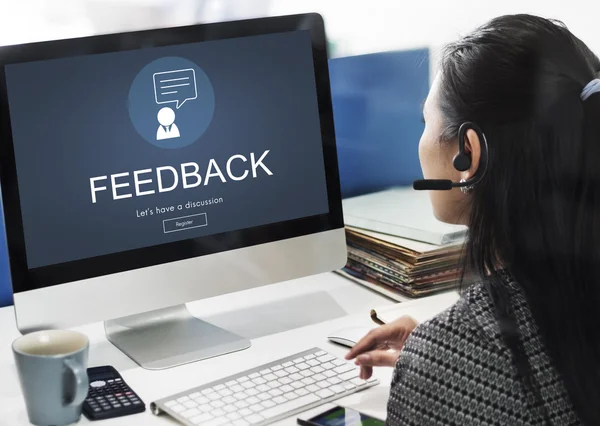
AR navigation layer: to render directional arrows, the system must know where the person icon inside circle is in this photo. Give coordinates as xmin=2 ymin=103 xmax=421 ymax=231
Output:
xmin=156 ymin=107 xmax=180 ymax=140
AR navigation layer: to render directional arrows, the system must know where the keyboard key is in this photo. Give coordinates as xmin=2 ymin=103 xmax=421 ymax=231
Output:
xmin=315 ymin=351 xmax=327 ymax=356
xmin=260 ymin=394 xmax=321 ymax=419
xmin=269 ymin=380 xmax=282 ymax=388
xmin=318 ymin=354 xmax=335 ymax=363
xmin=280 ymin=384 xmax=294 ymax=393
xmin=210 ymin=400 xmax=225 ymax=408
xmin=285 ymin=366 xmax=300 ymax=374
xmin=274 ymin=370 xmax=288 ymax=378
xmin=249 ymin=373 xmax=260 ymax=379
xmin=234 ymin=392 xmax=249 ymax=400
xmin=316 ymin=389 xmax=334 ymax=399
xmin=239 ymin=408 xmax=253 ymax=417
xmin=257 ymin=392 xmax=271 ymax=401
xmin=300 ymin=370 xmax=313 ymax=378
xmin=282 ymin=362 xmax=294 ymax=368
xmin=259 ymin=369 xmax=271 ymax=375
xmin=310 ymin=366 xmax=325 ymax=374
xmin=290 ymin=373 xmax=304 ymax=381
xmin=301 ymin=377 xmax=315 ymax=386
xmin=296 ymin=362 xmax=310 ymax=370
xmin=322 ymin=362 xmax=336 ymax=370
xmin=279 ymin=377 xmax=293 ymax=385
xmin=211 ymin=408 xmax=226 ymax=417
xmin=247 ymin=396 xmax=260 ymax=405
xmin=171 ymin=404 xmax=185 ymax=413
xmin=334 ymin=364 xmax=355 ymax=374
xmin=343 ymin=382 xmax=357 ymax=390
xmin=273 ymin=396 xmax=287 ymax=404
xmin=313 ymin=373 xmax=326 ymax=382
xmin=214 ymin=384 xmax=226 ymax=391
xmin=324 ymin=370 xmax=337 ymax=378
xmin=285 ymin=392 xmax=299 ymax=400
xmin=296 ymin=388 xmax=309 ymax=396
xmin=190 ymin=413 xmax=212 ymax=425
xmin=331 ymin=385 xmax=346 ymax=394
xmin=204 ymin=418 xmax=229 ymax=426
xmin=246 ymin=414 xmax=265 ymax=424
xmin=256 ymin=384 xmax=270 ymax=392
xmin=340 ymin=370 xmax=359 ymax=381
xmin=233 ymin=420 xmax=249 ymax=426
xmin=201 ymin=389 xmax=214 ymax=395
xmin=263 ymin=373 xmax=277 ymax=381
xmin=318 ymin=381 xmax=331 ymax=389
xmin=184 ymin=401 xmax=197 ymax=408
xmin=327 ymin=377 xmax=342 ymax=385
xmin=268 ymin=389 xmax=283 ymax=397
xmin=222 ymin=396 xmax=236 ymax=404
xmin=351 ymin=378 xmax=368 ymax=386
xmin=234 ymin=400 xmax=249 ymax=409
xmin=292 ymin=358 xmax=304 ymax=364
xmin=271 ymin=365 xmax=283 ymax=371
xmin=225 ymin=380 xmax=237 ymax=387
xmin=306 ymin=384 xmax=320 ymax=393
xmin=199 ymin=404 xmax=212 ymax=412
xmin=262 ymin=400 xmax=276 ymax=408
xmin=218 ymin=389 xmax=233 ymax=397
xmin=177 ymin=396 xmax=190 ymax=403
xmin=237 ymin=377 xmax=249 ymax=383
xmin=242 ymin=381 xmax=255 ymax=389
xmin=182 ymin=408 xmax=200 ymax=418
xmin=252 ymin=377 xmax=267 ymax=385
xmin=226 ymin=412 xmax=241 ymax=420
xmin=250 ymin=404 xmax=263 ymax=413
xmin=164 ymin=400 xmax=177 ymax=407
xmin=332 ymin=358 xmax=346 ymax=366
xmin=306 ymin=359 xmax=319 ymax=367
xmin=208 ymin=393 xmax=221 ymax=401
xmin=304 ymin=354 xmax=315 ymax=360
xmin=230 ymin=384 xmax=245 ymax=393
xmin=246 ymin=388 xmax=259 ymax=396
xmin=223 ymin=404 xmax=237 ymax=413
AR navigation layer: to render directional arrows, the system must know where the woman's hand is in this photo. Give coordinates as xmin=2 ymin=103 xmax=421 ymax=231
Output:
xmin=345 ymin=316 xmax=419 ymax=380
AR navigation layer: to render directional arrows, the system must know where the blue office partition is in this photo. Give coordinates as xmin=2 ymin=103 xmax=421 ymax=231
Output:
xmin=0 ymin=190 xmax=12 ymax=307
xmin=329 ymin=49 xmax=430 ymax=198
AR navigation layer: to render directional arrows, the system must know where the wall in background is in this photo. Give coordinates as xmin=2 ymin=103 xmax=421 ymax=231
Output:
xmin=1 ymin=1 xmax=599 ymax=63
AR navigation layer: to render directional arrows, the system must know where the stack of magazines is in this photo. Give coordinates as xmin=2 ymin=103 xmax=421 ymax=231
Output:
xmin=338 ymin=188 xmax=467 ymax=300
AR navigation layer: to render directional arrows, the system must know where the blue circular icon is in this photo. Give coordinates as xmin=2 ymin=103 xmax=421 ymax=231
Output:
xmin=128 ymin=57 xmax=215 ymax=149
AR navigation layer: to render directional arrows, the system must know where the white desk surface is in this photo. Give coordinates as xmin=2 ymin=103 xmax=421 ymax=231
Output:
xmin=0 ymin=273 xmax=450 ymax=426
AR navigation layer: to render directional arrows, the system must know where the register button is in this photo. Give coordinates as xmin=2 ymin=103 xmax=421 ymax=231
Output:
xmin=163 ymin=213 xmax=208 ymax=233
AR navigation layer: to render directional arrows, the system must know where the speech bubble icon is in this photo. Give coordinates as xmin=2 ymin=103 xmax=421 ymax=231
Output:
xmin=153 ymin=68 xmax=198 ymax=109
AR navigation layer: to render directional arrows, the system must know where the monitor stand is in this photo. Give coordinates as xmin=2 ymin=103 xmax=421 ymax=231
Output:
xmin=104 ymin=305 xmax=251 ymax=370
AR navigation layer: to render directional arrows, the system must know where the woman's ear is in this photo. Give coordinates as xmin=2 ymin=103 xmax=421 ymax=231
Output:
xmin=462 ymin=129 xmax=482 ymax=180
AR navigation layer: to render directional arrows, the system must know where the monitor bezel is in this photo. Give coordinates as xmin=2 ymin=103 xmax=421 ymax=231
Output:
xmin=0 ymin=13 xmax=343 ymax=294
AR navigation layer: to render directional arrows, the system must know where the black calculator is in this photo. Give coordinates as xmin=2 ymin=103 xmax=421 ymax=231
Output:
xmin=83 ymin=365 xmax=146 ymax=421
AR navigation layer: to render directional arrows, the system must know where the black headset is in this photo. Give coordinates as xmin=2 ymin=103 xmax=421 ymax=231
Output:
xmin=413 ymin=121 xmax=489 ymax=191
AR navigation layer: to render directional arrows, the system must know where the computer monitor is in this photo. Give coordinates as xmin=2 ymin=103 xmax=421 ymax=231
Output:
xmin=0 ymin=13 xmax=345 ymax=370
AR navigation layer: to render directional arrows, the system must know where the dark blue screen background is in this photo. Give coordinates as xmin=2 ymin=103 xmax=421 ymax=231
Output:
xmin=5 ymin=30 xmax=329 ymax=269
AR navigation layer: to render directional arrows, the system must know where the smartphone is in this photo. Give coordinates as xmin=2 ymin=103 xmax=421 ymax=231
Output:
xmin=297 ymin=406 xmax=385 ymax=426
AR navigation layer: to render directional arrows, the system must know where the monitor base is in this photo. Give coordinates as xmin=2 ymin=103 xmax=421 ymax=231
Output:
xmin=104 ymin=304 xmax=251 ymax=370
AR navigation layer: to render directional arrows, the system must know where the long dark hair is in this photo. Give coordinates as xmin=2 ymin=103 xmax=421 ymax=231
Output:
xmin=438 ymin=15 xmax=600 ymax=424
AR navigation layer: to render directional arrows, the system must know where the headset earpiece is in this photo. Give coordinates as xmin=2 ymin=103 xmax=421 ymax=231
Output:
xmin=453 ymin=152 xmax=471 ymax=172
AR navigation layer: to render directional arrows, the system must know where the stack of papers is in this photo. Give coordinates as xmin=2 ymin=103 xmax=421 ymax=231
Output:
xmin=341 ymin=226 xmax=464 ymax=298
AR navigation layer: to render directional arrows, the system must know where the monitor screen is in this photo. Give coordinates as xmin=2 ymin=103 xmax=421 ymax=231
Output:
xmin=0 ymin=16 xmax=342 ymax=292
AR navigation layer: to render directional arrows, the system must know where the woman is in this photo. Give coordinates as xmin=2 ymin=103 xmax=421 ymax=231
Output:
xmin=347 ymin=14 xmax=600 ymax=425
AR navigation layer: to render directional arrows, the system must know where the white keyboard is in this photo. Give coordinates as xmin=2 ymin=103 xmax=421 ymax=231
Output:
xmin=150 ymin=347 xmax=379 ymax=426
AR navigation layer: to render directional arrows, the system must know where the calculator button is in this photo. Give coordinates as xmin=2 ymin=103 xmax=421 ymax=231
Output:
xmin=115 ymin=378 xmax=122 ymax=382
xmin=133 ymin=401 xmax=142 ymax=405
xmin=107 ymin=379 xmax=114 ymax=383
xmin=90 ymin=381 xmax=106 ymax=388
xmin=114 ymin=403 xmax=122 ymax=408
xmin=123 ymin=402 xmax=131 ymax=407
xmin=93 ymin=408 xmax=101 ymax=413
